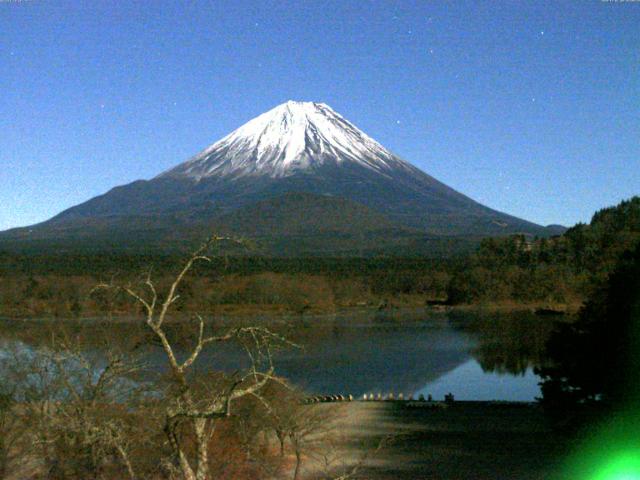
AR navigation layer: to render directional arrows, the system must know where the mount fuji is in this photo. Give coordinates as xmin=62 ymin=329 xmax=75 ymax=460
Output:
xmin=0 ymin=101 xmax=562 ymax=255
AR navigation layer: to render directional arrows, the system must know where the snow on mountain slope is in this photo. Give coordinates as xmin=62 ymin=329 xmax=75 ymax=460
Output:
xmin=159 ymin=101 xmax=413 ymax=179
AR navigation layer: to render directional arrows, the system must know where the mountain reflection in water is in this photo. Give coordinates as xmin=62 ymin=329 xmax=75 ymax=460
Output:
xmin=0 ymin=310 xmax=557 ymax=401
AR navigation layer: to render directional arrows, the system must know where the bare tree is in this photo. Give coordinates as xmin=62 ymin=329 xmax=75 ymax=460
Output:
xmin=327 ymin=435 xmax=393 ymax=480
xmin=0 ymin=377 xmax=22 ymax=478
xmin=0 ymin=324 xmax=151 ymax=480
xmin=258 ymin=392 xmax=387 ymax=480
xmin=288 ymin=404 xmax=336 ymax=480
xmin=2 ymin=343 xmax=63 ymax=477
xmin=96 ymin=236 xmax=295 ymax=480
xmin=43 ymin=331 xmax=145 ymax=479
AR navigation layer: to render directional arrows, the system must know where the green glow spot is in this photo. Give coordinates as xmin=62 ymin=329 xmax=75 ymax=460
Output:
xmin=592 ymin=452 xmax=640 ymax=480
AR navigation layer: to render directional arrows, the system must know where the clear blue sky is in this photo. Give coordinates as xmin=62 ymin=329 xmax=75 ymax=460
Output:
xmin=2 ymin=0 xmax=638 ymax=231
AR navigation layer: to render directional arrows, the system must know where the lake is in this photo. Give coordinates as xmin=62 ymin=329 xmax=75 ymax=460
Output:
xmin=0 ymin=309 xmax=556 ymax=402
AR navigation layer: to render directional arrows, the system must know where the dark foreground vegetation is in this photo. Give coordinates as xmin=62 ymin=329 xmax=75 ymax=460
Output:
xmin=537 ymin=239 xmax=640 ymax=418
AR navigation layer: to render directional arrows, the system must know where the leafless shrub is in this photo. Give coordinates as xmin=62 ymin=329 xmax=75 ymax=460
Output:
xmin=0 ymin=323 xmax=154 ymax=480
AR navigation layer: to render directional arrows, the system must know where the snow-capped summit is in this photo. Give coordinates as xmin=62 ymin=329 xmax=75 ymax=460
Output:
xmin=160 ymin=101 xmax=411 ymax=179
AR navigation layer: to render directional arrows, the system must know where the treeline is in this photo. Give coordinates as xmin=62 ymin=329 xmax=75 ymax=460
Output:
xmin=0 ymin=256 xmax=453 ymax=318
xmin=446 ymin=196 xmax=640 ymax=305
xmin=1 ymin=196 xmax=638 ymax=317
xmin=0 ymin=253 xmax=447 ymax=278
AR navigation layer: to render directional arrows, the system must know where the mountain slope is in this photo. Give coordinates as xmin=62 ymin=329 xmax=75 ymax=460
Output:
xmin=0 ymin=101 xmax=558 ymax=254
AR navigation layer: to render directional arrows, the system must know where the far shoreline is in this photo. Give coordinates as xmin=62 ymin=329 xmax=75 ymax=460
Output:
xmin=0 ymin=299 xmax=582 ymax=323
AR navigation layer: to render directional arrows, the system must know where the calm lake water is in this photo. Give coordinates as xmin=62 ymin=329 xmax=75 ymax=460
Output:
xmin=0 ymin=309 xmax=556 ymax=402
